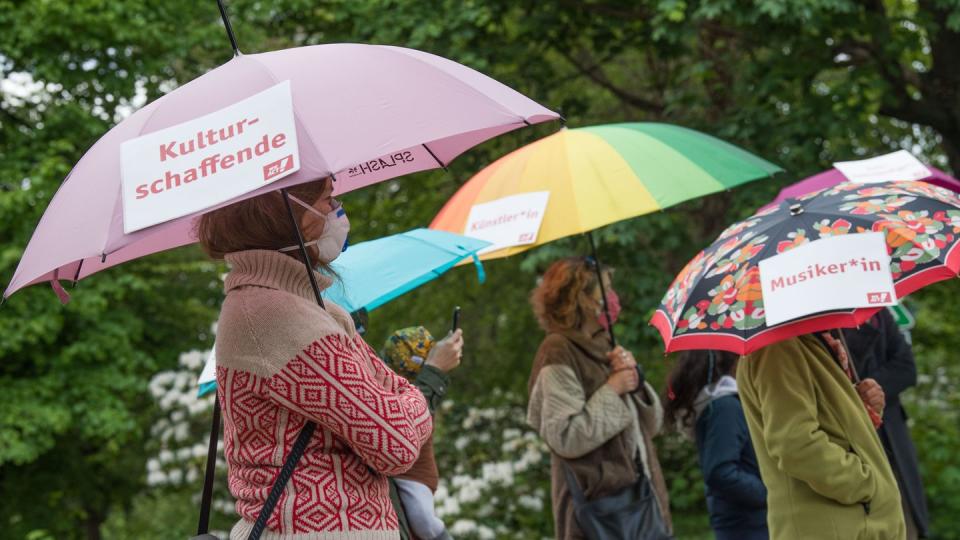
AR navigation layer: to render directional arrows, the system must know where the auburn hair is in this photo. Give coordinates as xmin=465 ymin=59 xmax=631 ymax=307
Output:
xmin=196 ymin=179 xmax=334 ymax=272
xmin=530 ymin=257 xmax=612 ymax=333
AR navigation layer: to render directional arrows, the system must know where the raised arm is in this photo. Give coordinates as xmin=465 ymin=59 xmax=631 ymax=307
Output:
xmin=527 ymin=345 xmax=632 ymax=459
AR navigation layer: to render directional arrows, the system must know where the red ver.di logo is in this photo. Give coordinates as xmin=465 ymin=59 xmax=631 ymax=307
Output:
xmin=263 ymin=155 xmax=294 ymax=181
xmin=867 ymin=291 xmax=893 ymax=304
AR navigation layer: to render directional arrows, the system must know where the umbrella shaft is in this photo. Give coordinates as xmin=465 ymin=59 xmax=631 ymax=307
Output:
xmin=281 ymin=189 xmax=326 ymax=309
xmin=835 ymin=329 xmax=861 ymax=383
xmin=587 ymin=231 xmax=617 ymax=348
xmin=216 ymin=0 xmax=241 ymax=56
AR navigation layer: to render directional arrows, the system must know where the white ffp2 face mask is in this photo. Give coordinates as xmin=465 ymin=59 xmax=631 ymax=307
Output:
xmin=279 ymin=195 xmax=350 ymax=263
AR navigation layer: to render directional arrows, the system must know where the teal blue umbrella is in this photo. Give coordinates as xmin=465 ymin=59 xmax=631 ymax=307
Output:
xmin=324 ymin=228 xmax=490 ymax=312
xmin=197 ymin=228 xmax=490 ymax=395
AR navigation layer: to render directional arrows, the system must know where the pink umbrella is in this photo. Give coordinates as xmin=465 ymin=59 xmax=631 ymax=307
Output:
xmin=770 ymin=165 xmax=960 ymax=206
xmin=4 ymin=44 xmax=558 ymax=300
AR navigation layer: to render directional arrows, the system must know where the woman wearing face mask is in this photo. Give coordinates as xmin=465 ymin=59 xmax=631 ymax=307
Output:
xmin=526 ymin=257 xmax=672 ymax=540
xmin=198 ymin=178 xmax=434 ymax=540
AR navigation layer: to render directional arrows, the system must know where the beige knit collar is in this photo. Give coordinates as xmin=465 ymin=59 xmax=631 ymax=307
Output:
xmin=223 ymin=249 xmax=333 ymax=302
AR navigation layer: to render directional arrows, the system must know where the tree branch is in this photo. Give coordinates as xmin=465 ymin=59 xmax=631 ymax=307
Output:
xmin=555 ymin=0 xmax=651 ymax=20
xmin=555 ymin=48 xmax=665 ymax=113
xmin=855 ymin=0 xmax=956 ymax=135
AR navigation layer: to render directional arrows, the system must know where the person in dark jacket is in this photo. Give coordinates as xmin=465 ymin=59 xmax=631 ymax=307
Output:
xmin=664 ymin=350 xmax=767 ymax=540
xmin=843 ymin=307 xmax=930 ymax=539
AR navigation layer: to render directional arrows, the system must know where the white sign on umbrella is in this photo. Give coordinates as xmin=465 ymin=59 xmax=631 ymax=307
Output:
xmin=759 ymin=232 xmax=898 ymax=326
xmin=833 ymin=150 xmax=931 ymax=185
xmin=121 ymin=81 xmax=300 ymax=233
xmin=463 ymin=191 xmax=550 ymax=255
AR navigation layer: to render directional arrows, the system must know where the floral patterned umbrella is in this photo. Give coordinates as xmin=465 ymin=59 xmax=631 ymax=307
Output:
xmin=651 ymin=181 xmax=960 ymax=354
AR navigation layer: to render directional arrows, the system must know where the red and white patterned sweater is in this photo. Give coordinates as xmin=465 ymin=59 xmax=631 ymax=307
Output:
xmin=215 ymin=250 xmax=432 ymax=540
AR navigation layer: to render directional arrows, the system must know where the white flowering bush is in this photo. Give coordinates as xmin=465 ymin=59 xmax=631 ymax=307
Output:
xmin=146 ymin=348 xmax=235 ymax=533
xmin=432 ymin=388 xmax=555 ymax=539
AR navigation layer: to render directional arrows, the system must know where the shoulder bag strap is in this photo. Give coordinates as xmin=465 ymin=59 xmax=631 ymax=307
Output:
xmin=247 ymin=420 xmax=317 ymax=540
xmin=561 ymin=461 xmax=589 ymax=507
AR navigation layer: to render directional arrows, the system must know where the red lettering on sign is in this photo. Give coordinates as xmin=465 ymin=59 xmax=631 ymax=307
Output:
xmin=135 ymin=130 xmax=291 ymax=199
xmin=766 ymin=256 xmax=886 ymax=293
xmin=157 ymin=117 xmax=261 ymax=162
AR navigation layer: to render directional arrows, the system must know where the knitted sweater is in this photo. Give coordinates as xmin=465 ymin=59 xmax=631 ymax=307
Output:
xmin=215 ymin=250 xmax=433 ymax=540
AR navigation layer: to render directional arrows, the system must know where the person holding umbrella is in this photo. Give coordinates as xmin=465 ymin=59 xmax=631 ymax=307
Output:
xmin=649 ymin=180 xmax=960 ymax=540
xmin=526 ymin=257 xmax=672 ymax=540
xmin=198 ymin=177 xmax=434 ymax=539
xmin=737 ymin=332 xmax=905 ymax=540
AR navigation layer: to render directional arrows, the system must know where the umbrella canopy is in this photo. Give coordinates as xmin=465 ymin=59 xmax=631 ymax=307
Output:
xmin=5 ymin=43 xmax=557 ymax=299
xmin=652 ymin=181 xmax=960 ymax=354
xmin=323 ymin=228 xmax=490 ymax=312
xmin=770 ymin=165 xmax=960 ymax=206
xmin=197 ymin=351 xmax=218 ymax=398
xmin=430 ymin=122 xmax=782 ymax=260
xmin=197 ymin=228 xmax=489 ymax=395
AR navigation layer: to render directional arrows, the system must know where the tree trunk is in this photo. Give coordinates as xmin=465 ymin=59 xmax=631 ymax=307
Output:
xmin=908 ymin=1 xmax=960 ymax=173
xmin=939 ymin=131 xmax=960 ymax=175
xmin=84 ymin=507 xmax=103 ymax=540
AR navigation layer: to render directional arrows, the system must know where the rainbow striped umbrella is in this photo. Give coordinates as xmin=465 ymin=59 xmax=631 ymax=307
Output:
xmin=431 ymin=122 xmax=783 ymax=260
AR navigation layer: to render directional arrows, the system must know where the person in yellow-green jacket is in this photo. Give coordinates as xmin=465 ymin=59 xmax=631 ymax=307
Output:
xmin=737 ymin=333 xmax=906 ymax=540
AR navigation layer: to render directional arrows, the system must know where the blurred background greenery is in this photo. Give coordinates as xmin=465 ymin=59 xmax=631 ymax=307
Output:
xmin=2 ymin=1 xmax=959 ymax=538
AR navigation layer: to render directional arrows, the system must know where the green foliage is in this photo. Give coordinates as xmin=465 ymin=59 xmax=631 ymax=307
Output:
xmin=3 ymin=0 xmax=960 ymax=538
xmin=0 ymin=2 xmax=226 ymax=536
xmin=903 ymin=282 xmax=960 ymax=539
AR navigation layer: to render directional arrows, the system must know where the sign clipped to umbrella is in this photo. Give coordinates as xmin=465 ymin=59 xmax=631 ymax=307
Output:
xmin=121 ymin=81 xmax=301 ymax=233
xmin=757 ymin=232 xmax=897 ymax=326
xmin=652 ymin=181 xmax=960 ymax=354
xmin=768 ymin=150 xmax=960 ymax=208
xmin=462 ymin=191 xmax=551 ymax=254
